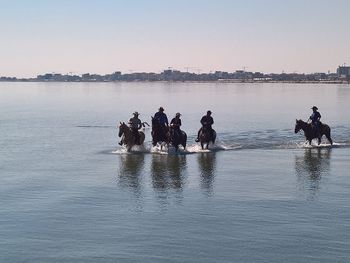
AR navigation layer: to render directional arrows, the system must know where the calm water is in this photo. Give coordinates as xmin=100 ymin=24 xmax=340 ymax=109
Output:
xmin=1 ymin=82 xmax=350 ymax=262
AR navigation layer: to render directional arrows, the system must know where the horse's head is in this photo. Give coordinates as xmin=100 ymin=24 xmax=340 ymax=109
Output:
xmin=151 ymin=117 xmax=159 ymax=128
xmin=152 ymin=117 xmax=167 ymax=133
xmin=118 ymin=122 xmax=126 ymax=137
xmin=202 ymin=125 xmax=210 ymax=132
xmin=295 ymin=119 xmax=302 ymax=133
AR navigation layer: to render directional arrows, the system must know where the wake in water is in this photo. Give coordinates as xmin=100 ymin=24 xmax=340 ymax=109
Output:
xmin=297 ymin=141 xmax=347 ymax=149
xmin=108 ymin=125 xmax=350 ymax=154
xmin=112 ymin=139 xmax=236 ymax=155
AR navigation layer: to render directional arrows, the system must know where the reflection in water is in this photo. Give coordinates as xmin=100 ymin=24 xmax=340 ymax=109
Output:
xmin=151 ymin=154 xmax=187 ymax=191
xmin=117 ymin=154 xmax=145 ymax=194
xmin=197 ymin=152 xmax=216 ymax=196
xmin=295 ymin=148 xmax=331 ymax=199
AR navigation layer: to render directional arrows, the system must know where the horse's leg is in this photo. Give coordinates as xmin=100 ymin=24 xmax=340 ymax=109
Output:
xmin=326 ymin=131 xmax=333 ymax=145
xmin=328 ymin=136 xmax=333 ymax=145
xmin=201 ymin=142 xmax=204 ymax=150
xmin=318 ymin=136 xmax=322 ymax=145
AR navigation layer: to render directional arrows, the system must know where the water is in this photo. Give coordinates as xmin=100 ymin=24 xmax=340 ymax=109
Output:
xmin=1 ymin=82 xmax=350 ymax=262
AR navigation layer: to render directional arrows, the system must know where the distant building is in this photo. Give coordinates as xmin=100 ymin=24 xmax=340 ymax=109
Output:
xmin=337 ymin=66 xmax=350 ymax=80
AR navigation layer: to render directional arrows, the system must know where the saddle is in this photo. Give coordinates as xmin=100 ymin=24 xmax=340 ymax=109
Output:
xmin=310 ymin=121 xmax=322 ymax=137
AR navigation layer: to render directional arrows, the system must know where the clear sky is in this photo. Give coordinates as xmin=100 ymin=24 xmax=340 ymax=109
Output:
xmin=1 ymin=0 xmax=349 ymax=77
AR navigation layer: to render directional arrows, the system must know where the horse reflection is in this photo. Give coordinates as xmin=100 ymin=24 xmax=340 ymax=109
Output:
xmin=151 ymin=154 xmax=187 ymax=191
xmin=118 ymin=154 xmax=145 ymax=193
xmin=295 ymin=148 xmax=331 ymax=199
xmin=197 ymin=152 xmax=216 ymax=195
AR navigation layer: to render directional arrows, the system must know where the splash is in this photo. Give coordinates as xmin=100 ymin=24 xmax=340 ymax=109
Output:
xmin=112 ymin=144 xmax=150 ymax=154
xmin=111 ymin=140 xmax=239 ymax=155
xmin=297 ymin=141 xmax=349 ymax=149
xmin=109 ymin=125 xmax=350 ymax=154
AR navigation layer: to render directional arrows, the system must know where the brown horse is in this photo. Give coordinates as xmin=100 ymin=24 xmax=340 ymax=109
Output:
xmin=118 ymin=122 xmax=145 ymax=151
xmin=294 ymin=119 xmax=333 ymax=145
xmin=199 ymin=126 xmax=216 ymax=150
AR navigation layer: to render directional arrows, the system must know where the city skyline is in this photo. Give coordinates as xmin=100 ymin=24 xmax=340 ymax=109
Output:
xmin=1 ymin=0 xmax=350 ymax=78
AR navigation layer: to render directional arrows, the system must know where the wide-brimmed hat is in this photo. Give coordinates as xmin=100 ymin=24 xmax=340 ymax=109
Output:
xmin=159 ymin=107 xmax=164 ymax=111
xmin=311 ymin=106 xmax=318 ymax=110
xmin=133 ymin=111 xmax=139 ymax=116
xmin=176 ymin=112 xmax=181 ymax=117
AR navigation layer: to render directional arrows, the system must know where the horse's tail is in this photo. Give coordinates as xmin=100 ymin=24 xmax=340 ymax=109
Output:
xmin=182 ymin=131 xmax=187 ymax=149
xmin=212 ymin=129 xmax=217 ymax=143
xmin=322 ymin=123 xmax=333 ymax=145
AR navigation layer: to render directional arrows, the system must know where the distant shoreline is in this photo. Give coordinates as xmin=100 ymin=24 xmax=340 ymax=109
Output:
xmin=0 ymin=80 xmax=349 ymax=84
xmin=1 ymin=67 xmax=349 ymax=83
xmin=0 ymin=66 xmax=350 ymax=84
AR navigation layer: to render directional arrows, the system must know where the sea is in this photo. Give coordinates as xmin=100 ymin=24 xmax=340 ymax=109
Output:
xmin=1 ymin=82 xmax=350 ymax=262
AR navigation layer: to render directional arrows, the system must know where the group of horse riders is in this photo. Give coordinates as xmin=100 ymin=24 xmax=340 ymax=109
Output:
xmin=119 ymin=107 xmax=215 ymax=147
xmin=119 ymin=105 xmax=326 ymax=147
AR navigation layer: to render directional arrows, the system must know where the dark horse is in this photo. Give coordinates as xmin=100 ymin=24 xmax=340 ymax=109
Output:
xmin=199 ymin=126 xmax=216 ymax=149
xmin=170 ymin=128 xmax=187 ymax=151
xmin=294 ymin=119 xmax=333 ymax=145
xmin=151 ymin=117 xmax=170 ymax=150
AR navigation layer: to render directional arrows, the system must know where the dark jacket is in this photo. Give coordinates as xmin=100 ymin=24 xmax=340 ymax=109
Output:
xmin=310 ymin=111 xmax=321 ymax=124
xmin=154 ymin=112 xmax=168 ymax=126
xmin=200 ymin=115 xmax=214 ymax=128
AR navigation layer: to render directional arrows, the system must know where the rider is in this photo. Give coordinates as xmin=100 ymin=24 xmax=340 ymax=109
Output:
xmin=170 ymin=112 xmax=182 ymax=139
xmin=119 ymin=111 xmax=142 ymax=145
xmin=309 ymin=106 xmax=321 ymax=136
xmin=195 ymin=110 xmax=214 ymax=142
xmin=154 ymin=107 xmax=169 ymax=129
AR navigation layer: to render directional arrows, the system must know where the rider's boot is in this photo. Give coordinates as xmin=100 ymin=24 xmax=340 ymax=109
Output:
xmin=195 ymin=130 xmax=200 ymax=142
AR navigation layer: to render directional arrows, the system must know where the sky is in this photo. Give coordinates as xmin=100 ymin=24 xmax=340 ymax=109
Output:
xmin=0 ymin=0 xmax=349 ymax=77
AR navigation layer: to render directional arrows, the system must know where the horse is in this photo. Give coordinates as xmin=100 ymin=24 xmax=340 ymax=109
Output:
xmin=118 ymin=122 xmax=145 ymax=151
xmin=199 ymin=126 xmax=216 ymax=150
xmin=170 ymin=128 xmax=187 ymax=152
xmin=294 ymin=119 xmax=333 ymax=146
xmin=151 ymin=117 xmax=170 ymax=150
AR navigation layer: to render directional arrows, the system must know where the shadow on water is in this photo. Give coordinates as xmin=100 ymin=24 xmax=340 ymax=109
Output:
xmin=294 ymin=148 xmax=332 ymax=199
xmin=151 ymin=154 xmax=187 ymax=191
xmin=197 ymin=152 xmax=217 ymax=196
xmin=117 ymin=154 xmax=145 ymax=195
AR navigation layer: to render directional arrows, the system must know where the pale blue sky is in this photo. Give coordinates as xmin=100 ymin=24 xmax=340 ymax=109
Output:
xmin=1 ymin=0 xmax=349 ymax=77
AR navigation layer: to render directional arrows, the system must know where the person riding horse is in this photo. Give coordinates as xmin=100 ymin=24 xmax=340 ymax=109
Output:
xmin=195 ymin=110 xmax=214 ymax=142
xmin=153 ymin=107 xmax=169 ymax=134
xmin=153 ymin=106 xmax=169 ymax=132
xmin=119 ymin=111 xmax=142 ymax=145
xmin=170 ymin=112 xmax=182 ymax=140
xmin=308 ymin=106 xmax=321 ymax=136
